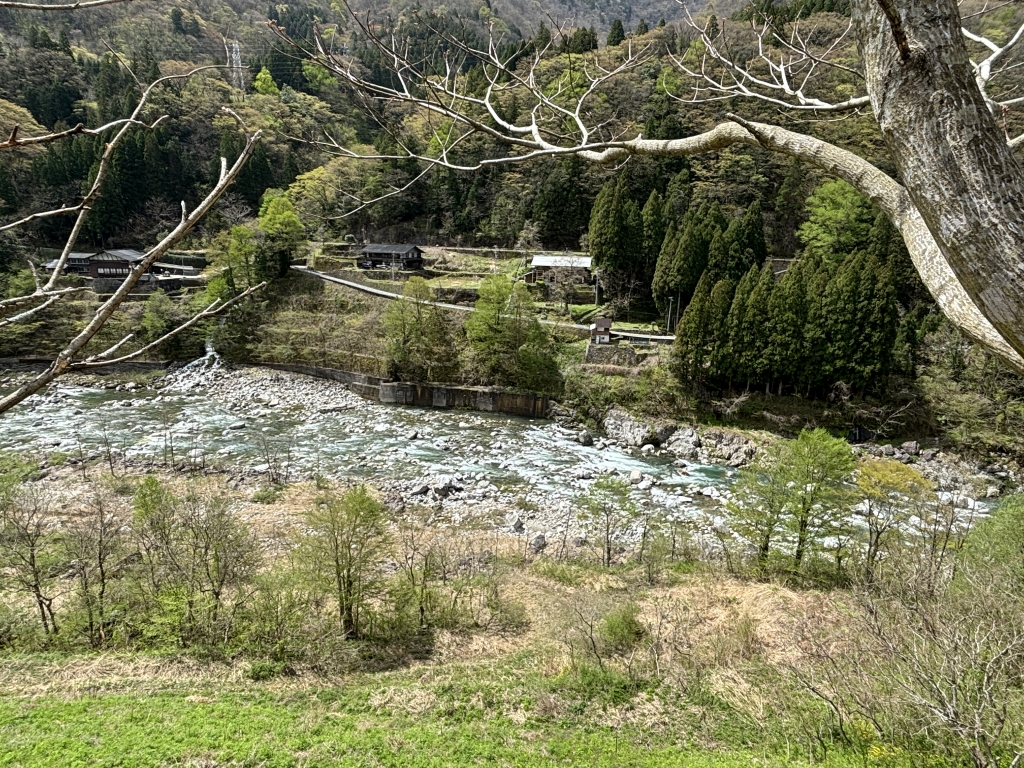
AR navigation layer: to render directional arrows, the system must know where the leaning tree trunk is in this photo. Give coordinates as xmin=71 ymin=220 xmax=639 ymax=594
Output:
xmin=853 ymin=0 xmax=1024 ymax=361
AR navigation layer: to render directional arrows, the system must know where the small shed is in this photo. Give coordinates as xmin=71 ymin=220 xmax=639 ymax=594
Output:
xmin=590 ymin=317 xmax=612 ymax=344
xmin=528 ymin=254 xmax=593 ymax=284
xmin=358 ymin=244 xmax=424 ymax=270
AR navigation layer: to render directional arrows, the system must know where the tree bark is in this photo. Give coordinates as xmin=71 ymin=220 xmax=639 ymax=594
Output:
xmin=853 ymin=0 xmax=1024 ymax=360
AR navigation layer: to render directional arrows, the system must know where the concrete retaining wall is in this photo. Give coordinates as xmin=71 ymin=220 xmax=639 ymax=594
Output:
xmin=266 ymin=362 xmax=548 ymax=419
xmin=379 ymin=382 xmax=548 ymax=419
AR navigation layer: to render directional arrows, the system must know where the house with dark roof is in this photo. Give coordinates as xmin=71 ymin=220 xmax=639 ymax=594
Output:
xmin=43 ymin=249 xmax=145 ymax=278
xmin=358 ymin=244 xmax=424 ymax=270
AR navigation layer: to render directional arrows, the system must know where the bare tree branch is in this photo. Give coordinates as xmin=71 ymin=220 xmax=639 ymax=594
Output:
xmin=673 ymin=9 xmax=871 ymax=111
xmin=70 ymin=281 xmax=266 ymax=370
xmin=0 ymin=0 xmax=145 ymax=8
xmin=0 ymin=126 xmax=263 ymax=415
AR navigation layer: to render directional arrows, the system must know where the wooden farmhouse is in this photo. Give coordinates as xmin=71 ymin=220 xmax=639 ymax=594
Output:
xmin=358 ymin=244 xmax=424 ymax=270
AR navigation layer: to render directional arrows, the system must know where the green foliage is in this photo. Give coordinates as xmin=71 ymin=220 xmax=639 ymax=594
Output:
xmin=253 ymin=66 xmax=281 ymax=95
xmin=383 ymin=277 xmax=461 ymax=383
xmin=917 ymin=321 xmax=1024 ymax=457
xmin=598 ymin=601 xmax=646 ymax=654
xmin=578 ymin=477 xmax=642 ymax=567
xmin=798 ymin=180 xmax=876 ymax=265
xmin=464 ymin=275 xmax=561 ymax=393
xmin=299 ymin=484 xmax=389 ymax=639
xmin=728 ymin=429 xmax=854 ymax=575
xmin=606 ymin=19 xmax=626 ymax=46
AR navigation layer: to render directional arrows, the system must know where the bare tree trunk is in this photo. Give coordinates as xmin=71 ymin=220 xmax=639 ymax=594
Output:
xmin=853 ymin=0 xmax=1024 ymax=360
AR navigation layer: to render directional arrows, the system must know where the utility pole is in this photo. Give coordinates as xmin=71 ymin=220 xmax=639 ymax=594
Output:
xmin=666 ymin=296 xmax=674 ymax=332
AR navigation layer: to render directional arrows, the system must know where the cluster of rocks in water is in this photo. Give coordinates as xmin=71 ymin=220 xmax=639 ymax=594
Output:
xmin=561 ymin=404 xmax=760 ymax=469
xmin=161 ymin=356 xmax=366 ymax=418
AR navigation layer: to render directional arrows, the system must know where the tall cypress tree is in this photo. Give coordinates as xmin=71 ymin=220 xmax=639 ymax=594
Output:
xmin=724 ymin=264 xmax=759 ymax=388
xmin=738 ymin=264 xmax=775 ymax=391
xmin=674 ymin=272 xmax=713 ymax=385
xmin=641 ymin=189 xmax=666 ymax=283
xmin=820 ymin=252 xmax=862 ymax=388
xmin=652 ymin=217 xmax=683 ymax=310
xmin=772 ymin=159 xmax=807 ymax=257
xmin=741 ymin=199 xmax=768 ymax=265
xmin=800 ymin=262 xmax=832 ymax=395
xmin=607 ymin=19 xmax=626 ymax=46
xmin=588 ymin=180 xmax=619 ymax=269
xmin=766 ymin=256 xmax=812 ymax=392
xmin=707 ymin=278 xmax=737 ymax=384
xmin=663 ymin=165 xmax=692 ymax=220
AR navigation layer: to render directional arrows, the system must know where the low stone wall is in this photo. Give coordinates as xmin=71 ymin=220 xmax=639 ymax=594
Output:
xmin=583 ymin=343 xmax=639 ymax=366
xmin=379 ymin=381 xmax=549 ymax=419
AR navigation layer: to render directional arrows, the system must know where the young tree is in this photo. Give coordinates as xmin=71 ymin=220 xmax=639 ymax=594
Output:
xmin=606 ymin=19 xmax=626 ymax=47
xmin=464 ymin=275 xmax=560 ymax=392
xmin=728 ymin=444 xmax=792 ymax=572
xmin=383 ymin=276 xmax=460 ymax=382
xmin=853 ymin=458 xmax=934 ymax=585
xmin=0 ymin=486 xmax=61 ymax=636
xmin=64 ymin=489 xmax=128 ymax=648
xmin=785 ymin=429 xmax=856 ymax=571
xmin=798 ymin=180 xmax=877 ymax=265
xmin=578 ymin=477 xmax=640 ymax=567
xmin=300 ymin=484 xmax=389 ymax=639
xmin=729 ymin=429 xmax=855 ymax=574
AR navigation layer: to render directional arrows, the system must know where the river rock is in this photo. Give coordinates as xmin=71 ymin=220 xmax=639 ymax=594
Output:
xmin=508 ymin=515 xmax=525 ymax=533
xmin=410 ymin=483 xmax=430 ymax=496
xmin=629 ymin=469 xmax=643 ymax=484
xmin=901 ymin=441 xmax=920 ymax=455
xmin=577 ymin=430 xmax=594 ymax=446
xmin=528 ymin=534 xmax=547 ymax=554
xmin=602 ymin=405 xmax=676 ymax=447
xmin=228 ymin=422 xmax=246 ymax=430
xmin=637 ymin=479 xmax=654 ymax=491
xmin=432 ymin=475 xmax=462 ymax=498
xmin=881 ymin=444 xmax=896 ymax=456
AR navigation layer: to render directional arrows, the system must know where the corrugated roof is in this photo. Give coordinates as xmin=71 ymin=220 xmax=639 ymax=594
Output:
xmin=103 ymin=249 xmax=145 ymax=262
xmin=360 ymin=244 xmax=422 ymax=255
xmin=531 ymin=255 xmax=592 ymax=268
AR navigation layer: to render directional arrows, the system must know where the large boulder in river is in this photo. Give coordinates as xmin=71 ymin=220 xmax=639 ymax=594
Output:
xmin=602 ymin=406 xmax=676 ymax=447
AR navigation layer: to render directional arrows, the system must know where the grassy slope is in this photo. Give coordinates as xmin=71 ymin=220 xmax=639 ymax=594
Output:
xmin=0 ymin=658 xmax=858 ymax=768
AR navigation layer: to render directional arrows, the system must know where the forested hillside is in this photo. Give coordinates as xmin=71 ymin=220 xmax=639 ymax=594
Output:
xmin=0 ymin=0 xmax=1022 ymax=452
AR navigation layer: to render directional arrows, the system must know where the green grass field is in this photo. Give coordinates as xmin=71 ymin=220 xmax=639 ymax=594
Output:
xmin=0 ymin=681 xmax=862 ymax=768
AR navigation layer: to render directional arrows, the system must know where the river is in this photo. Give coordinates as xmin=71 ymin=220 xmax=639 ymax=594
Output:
xmin=0 ymin=363 xmax=735 ymax=536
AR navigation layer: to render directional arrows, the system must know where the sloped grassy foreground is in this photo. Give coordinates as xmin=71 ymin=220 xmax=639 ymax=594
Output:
xmin=0 ymin=651 xmax=860 ymax=768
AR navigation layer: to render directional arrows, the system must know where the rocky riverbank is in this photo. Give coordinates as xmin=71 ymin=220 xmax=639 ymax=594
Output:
xmin=549 ymin=400 xmax=1016 ymax=503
